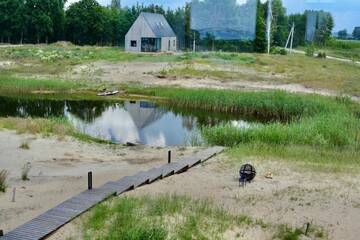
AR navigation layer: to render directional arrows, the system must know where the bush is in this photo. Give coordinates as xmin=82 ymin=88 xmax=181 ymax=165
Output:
xmin=0 ymin=170 xmax=9 ymax=192
xmin=271 ymin=47 xmax=288 ymax=55
xmin=305 ymin=45 xmax=315 ymax=57
xmin=317 ymin=52 xmax=327 ymax=58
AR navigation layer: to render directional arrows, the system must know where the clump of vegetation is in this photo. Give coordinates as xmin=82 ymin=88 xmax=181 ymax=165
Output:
xmin=305 ymin=44 xmax=315 ymax=57
xmin=0 ymin=74 xmax=86 ymax=93
xmin=19 ymin=142 xmax=30 ymax=150
xmin=317 ymin=52 xmax=327 ymax=58
xmin=21 ymin=163 xmax=31 ymax=181
xmin=275 ymin=225 xmax=303 ymax=240
xmin=0 ymin=170 xmax=9 ymax=192
xmin=271 ymin=47 xmax=288 ymax=55
xmin=83 ymin=195 xmax=259 ymax=240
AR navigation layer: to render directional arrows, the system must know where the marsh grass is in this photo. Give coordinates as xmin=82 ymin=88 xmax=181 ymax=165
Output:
xmin=83 ymin=195 xmax=257 ymax=240
xmin=0 ymin=74 xmax=85 ymax=93
xmin=226 ymin=143 xmax=360 ymax=173
xmin=125 ymin=87 xmax=357 ymax=121
xmin=0 ymin=169 xmax=8 ymax=192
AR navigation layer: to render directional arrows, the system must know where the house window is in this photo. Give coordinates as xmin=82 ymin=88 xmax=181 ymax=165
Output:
xmin=173 ymin=40 xmax=176 ymax=47
xmin=130 ymin=40 xmax=137 ymax=47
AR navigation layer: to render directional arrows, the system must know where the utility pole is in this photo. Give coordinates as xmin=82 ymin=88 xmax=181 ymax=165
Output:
xmin=193 ymin=32 xmax=196 ymax=52
xmin=285 ymin=22 xmax=295 ymax=53
xmin=266 ymin=0 xmax=273 ymax=54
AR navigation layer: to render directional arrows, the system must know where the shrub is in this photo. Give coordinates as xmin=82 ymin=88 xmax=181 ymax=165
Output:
xmin=0 ymin=170 xmax=9 ymax=192
xmin=305 ymin=45 xmax=315 ymax=57
xmin=317 ymin=52 xmax=327 ymax=58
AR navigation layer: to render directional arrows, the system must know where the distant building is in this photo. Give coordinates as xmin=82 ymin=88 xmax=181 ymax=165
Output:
xmin=125 ymin=12 xmax=177 ymax=52
xmin=305 ymin=10 xmax=328 ymax=42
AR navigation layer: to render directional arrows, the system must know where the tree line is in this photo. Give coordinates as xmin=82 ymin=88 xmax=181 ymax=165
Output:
xmin=0 ymin=0 xmax=335 ymax=52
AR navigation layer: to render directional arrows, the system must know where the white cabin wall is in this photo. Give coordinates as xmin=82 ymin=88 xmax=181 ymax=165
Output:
xmin=161 ymin=37 xmax=177 ymax=52
xmin=125 ymin=16 xmax=155 ymax=52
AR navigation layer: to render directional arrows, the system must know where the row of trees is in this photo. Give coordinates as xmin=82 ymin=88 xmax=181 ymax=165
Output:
xmin=0 ymin=0 xmax=335 ymax=52
xmin=338 ymin=28 xmax=360 ymax=40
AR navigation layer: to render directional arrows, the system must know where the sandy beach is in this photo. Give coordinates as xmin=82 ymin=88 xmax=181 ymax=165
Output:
xmin=0 ymin=130 xmax=200 ymax=233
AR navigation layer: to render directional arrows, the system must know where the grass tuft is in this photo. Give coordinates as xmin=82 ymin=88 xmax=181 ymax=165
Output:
xmin=19 ymin=142 xmax=30 ymax=150
xmin=0 ymin=169 xmax=9 ymax=192
xmin=21 ymin=163 xmax=31 ymax=181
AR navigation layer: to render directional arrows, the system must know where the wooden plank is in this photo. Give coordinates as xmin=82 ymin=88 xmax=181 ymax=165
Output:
xmin=1 ymin=147 xmax=224 ymax=240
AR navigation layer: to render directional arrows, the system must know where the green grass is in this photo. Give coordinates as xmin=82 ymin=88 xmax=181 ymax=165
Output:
xmin=125 ymin=87 xmax=360 ymax=164
xmin=125 ymin=87 xmax=358 ymax=121
xmin=84 ymin=195 xmax=248 ymax=240
xmin=0 ymin=74 xmax=86 ymax=93
xmin=226 ymin=143 xmax=360 ymax=172
xmin=0 ymin=117 xmax=113 ymax=144
xmin=82 ymin=194 xmax=325 ymax=240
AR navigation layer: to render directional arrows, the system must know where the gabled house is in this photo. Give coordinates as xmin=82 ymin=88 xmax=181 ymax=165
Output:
xmin=125 ymin=12 xmax=177 ymax=52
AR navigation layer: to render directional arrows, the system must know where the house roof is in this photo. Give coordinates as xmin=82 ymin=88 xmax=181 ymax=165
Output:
xmin=140 ymin=12 xmax=176 ymax=38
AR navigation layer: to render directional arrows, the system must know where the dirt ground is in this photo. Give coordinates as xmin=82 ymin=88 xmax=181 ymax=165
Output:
xmin=70 ymin=61 xmax=360 ymax=103
xmin=0 ymin=130 xmax=199 ymax=233
xmin=49 ymin=150 xmax=360 ymax=240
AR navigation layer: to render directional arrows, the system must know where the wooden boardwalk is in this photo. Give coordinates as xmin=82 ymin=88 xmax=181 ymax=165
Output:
xmin=1 ymin=147 xmax=224 ymax=240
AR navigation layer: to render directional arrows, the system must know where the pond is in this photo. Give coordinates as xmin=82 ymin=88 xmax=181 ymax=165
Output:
xmin=0 ymin=96 xmax=253 ymax=146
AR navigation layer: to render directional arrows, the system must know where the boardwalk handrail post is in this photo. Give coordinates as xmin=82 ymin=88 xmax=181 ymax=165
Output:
xmin=88 ymin=172 xmax=93 ymax=190
xmin=168 ymin=150 xmax=171 ymax=164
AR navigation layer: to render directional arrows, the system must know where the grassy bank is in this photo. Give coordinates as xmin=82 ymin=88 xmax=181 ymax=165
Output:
xmin=82 ymin=195 xmax=324 ymax=240
xmin=0 ymin=117 xmax=111 ymax=144
xmin=126 ymin=86 xmax=360 ymax=154
xmin=0 ymin=74 xmax=89 ymax=93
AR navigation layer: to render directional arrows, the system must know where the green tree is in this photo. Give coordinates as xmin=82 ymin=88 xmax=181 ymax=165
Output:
xmin=65 ymin=0 xmax=105 ymax=45
xmin=314 ymin=11 xmax=334 ymax=46
xmin=254 ymin=0 xmax=266 ymax=52
xmin=338 ymin=29 xmax=348 ymax=39
xmin=271 ymin=0 xmax=288 ymax=47
xmin=353 ymin=27 xmax=360 ymax=40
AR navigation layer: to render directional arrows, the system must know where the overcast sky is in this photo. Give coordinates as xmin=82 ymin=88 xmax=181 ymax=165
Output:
xmin=66 ymin=0 xmax=360 ymax=32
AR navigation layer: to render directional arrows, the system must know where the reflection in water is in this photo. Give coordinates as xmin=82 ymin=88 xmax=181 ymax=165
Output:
xmin=0 ymin=96 xmax=254 ymax=146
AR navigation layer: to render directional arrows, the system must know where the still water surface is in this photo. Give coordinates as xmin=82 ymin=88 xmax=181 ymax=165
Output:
xmin=0 ymin=96 xmax=252 ymax=146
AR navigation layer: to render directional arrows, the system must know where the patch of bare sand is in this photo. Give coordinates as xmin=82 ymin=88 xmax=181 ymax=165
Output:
xmin=0 ymin=130 xmax=200 ymax=233
xmin=48 ymin=154 xmax=360 ymax=240
xmin=69 ymin=61 xmax=360 ymax=103
xmin=122 ymin=155 xmax=360 ymax=240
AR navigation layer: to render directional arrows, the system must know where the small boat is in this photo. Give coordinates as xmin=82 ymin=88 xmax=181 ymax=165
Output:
xmin=97 ymin=90 xmax=119 ymax=97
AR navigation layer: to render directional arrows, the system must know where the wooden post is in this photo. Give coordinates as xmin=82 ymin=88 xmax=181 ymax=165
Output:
xmin=0 ymin=229 xmax=3 ymax=236
xmin=12 ymin=187 xmax=16 ymax=202
xmin=88 ymin=172 xmax=93 ymax=190
xmin=168 ymin=151 xmax=171 ymax=164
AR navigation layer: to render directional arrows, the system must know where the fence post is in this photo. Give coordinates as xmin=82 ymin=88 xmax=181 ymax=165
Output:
xmin=12 ymin=187 xmax=16 ymax=202
xmin=0 ymin=229 xmax=4 ymax=236
xmin=168 ymin=150 xmax=171 ymax=164
xmin=88 ymin=172 xmax=93 ymax=190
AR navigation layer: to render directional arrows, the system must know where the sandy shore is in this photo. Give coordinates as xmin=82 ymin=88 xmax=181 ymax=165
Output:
xmin=50 ymin=149 xmax=360 ymax=240
xmin=0 ymin=130 xmax=200 ymax=233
